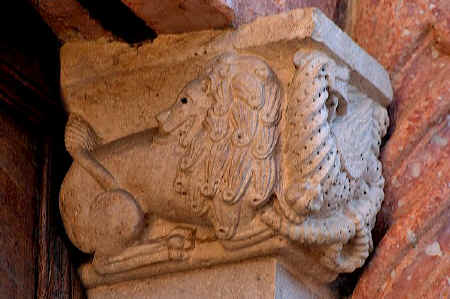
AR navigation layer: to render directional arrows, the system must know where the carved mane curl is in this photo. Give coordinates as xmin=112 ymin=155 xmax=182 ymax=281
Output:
xmin=176 ymin=53 xmax=283 ymax=239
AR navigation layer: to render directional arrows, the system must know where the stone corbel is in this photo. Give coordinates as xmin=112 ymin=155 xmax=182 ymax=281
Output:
xmin=59 ymin=8 xmax=392 ymax=298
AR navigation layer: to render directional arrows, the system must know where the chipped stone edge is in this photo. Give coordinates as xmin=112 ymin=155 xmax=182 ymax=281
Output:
xmin=232 ymin=8 xmax=393 ymax=106
xmin=310 ymin=9 xmax=393 ymax=106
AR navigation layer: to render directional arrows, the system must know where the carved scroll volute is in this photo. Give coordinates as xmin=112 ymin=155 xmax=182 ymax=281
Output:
xmin=262 ymin=50 xmax=389 ymax=273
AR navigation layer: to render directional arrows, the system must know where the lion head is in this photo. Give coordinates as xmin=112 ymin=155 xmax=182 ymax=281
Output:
xmin=159 ymin=53 xmax=284 ymax=240
xmin=156 ymin=77 xmax=213 ymax=147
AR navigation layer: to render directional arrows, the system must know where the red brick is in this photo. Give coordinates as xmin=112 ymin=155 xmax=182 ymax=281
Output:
xmin=352 ymin=0 xmax=449 ymax=75
xmin=352 ymin=0 xmax=450 ymax=297
xmin=354 ymin=203 xmax=450 ymax=298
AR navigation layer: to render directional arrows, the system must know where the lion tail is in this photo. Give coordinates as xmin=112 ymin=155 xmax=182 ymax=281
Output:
xmin=65 ymin=113 xmax=101 ymax=156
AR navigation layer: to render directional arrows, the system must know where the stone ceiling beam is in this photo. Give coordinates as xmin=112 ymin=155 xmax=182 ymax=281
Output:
xmin=121 ymin=0 xmax=234 ymax=34
xmin=31 ymin=0 xmax=345 ymax=41
xmin=29 ymin=0 xmax=113 ymax=42
xmin=121 ymin=0 xmax=342 ymax=34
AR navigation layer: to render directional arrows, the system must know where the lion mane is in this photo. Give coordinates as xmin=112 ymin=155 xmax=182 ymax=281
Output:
xmin=174 ymin=53 xmax=283 ymax=240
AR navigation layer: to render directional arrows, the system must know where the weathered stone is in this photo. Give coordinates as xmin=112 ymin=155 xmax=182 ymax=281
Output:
xmin=351 ymin=0 xmax=450 ymax=297
xmin=121 ymin=0 xmax=234 ymax=34
xmin=381 ymin=39 xmax=450 ymax=206
xmin=60 ymin=9 xmax=391 ymax=143
xmin=30 ymin=0 xmax=112 ymax=42
xmin=350 ymin=0 xmax=450 ymax=75
xmin=229 ymin=0 xmax=340 ymax=27
xmin=87 ymin=257 xmax=337 ymax=298
xmin=121 ymin=0 xmax=342 ymax=34
xmin=59 ymin=9 xmax=392 ymax=297
xmin=30 ymin=0 xmax=346 ymax=40
xmin=353 ymin=117 xmax=450 ymax=298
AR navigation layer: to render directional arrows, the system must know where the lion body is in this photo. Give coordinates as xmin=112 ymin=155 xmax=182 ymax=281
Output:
xmin=59 ymin=53 xmax=283 ymax=256
xmin=60 ymin=128 xmax=214 ymax=253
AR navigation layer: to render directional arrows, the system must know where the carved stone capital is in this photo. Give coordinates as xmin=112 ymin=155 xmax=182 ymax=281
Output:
xmin=59 ymin=8 xmax=392 ymax=297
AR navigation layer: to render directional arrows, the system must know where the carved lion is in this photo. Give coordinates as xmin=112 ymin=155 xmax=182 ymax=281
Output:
xmin=60 ymin=53 xmax=282 ymax=258
xmin=60 ymin=51 xmax=388 ymax=276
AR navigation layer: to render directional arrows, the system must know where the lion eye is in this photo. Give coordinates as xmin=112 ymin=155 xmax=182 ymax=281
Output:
xmin=180 ymin=97 xmax=188 ymax=104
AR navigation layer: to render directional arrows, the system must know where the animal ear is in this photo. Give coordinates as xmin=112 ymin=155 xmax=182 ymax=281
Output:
xmin=231 ymin=73 xmax=263 ymax=110
xmin=255 ymin=66 xmax=269 ymax=80
xmin=201 ymin=77 xmax=211 ymax=94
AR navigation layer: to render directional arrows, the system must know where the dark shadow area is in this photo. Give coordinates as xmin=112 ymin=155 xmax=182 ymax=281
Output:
xmin=0 ymin=1 xmax=88 ymax=297
xmin=77 ymin=0 xmax=157 ymax=44
xmin=331 ymin=261 xmax=370 ymax=298
xmin=0 ymin=0 xmax=60 ymax=92
xmin=0 ymin=0 xmax=61 ymax=122
xmin=334 ymin=0 xmax=349 ymax=30
xmin=39 ymin=114 xmax=90 ymax=299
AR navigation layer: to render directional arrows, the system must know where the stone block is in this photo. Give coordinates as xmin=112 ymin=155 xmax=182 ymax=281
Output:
xmin=59 ymin=9 xmax=392 ymax=297
xmin=32 ymin=0 xmax=345 ymax=40
xmin=87 ymin=257 xmax=337 ymax=299
xmin=61 ymin=8 xmax=391 ymax=143
xmin=121 ymin=0 xmax=342 ymax=34
xmin=229 ymin=0 xmax=340 ymax=27
xmin=31 ymin=0 xmax=112 ymax=42
xmin=121 ymin=0 xmax=233 ymax=34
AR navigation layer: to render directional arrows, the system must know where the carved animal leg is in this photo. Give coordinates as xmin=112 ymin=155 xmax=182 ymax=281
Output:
xmin=65 ymin=113 xmax=118 ymax=191
xmin=319 ymin=212 xmax=370 ymax=273
xmin=89 ymin=189 xmax=144 ymax=257
xmin=74 ymin=149 xmax=119 ymax=191
xmin=93 ymin=227 xmax=195 ymax=275
xmin=166 ymin=227 xmax=195 ymax=260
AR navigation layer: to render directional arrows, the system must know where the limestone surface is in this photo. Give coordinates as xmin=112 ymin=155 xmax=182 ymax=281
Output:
xmin=59 ymin=8 xmax=392 ymax=294
xmin=88 ymin=258 xmax=337 ymax=299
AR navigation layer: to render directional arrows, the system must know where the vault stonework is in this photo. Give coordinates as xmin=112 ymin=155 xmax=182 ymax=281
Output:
xmin=59 ymin=8 xmax=392 ymax=298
